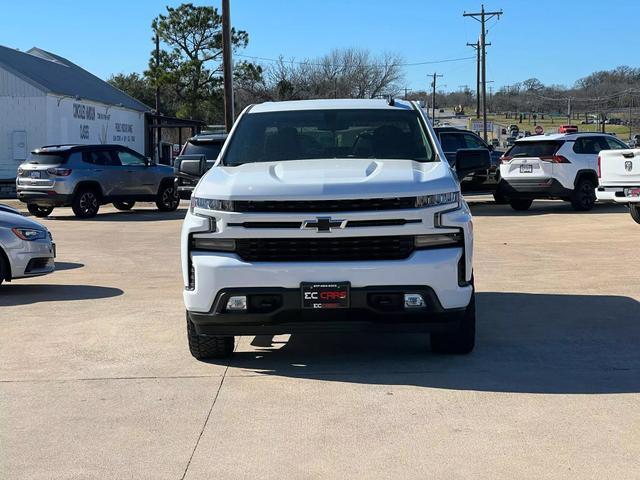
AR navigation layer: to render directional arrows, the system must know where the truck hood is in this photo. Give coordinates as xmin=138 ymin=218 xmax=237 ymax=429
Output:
xmin=195 ymin=159 xmax=457 ymax=199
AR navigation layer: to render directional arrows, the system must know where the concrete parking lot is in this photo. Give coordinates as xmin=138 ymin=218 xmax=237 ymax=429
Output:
xmin=1 ymin=198 xmax=639 ymax=479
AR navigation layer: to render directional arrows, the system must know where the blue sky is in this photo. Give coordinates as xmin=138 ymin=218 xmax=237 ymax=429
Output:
xmin=1 ymin=0 xmax=637 ymax=93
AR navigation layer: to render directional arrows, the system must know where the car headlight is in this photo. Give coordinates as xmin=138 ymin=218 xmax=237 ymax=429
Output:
xmin=415 ymin=191 xmax=460 ymax=208
xmin=12 ymin=227 xmax=47 ymax=241
xmin=190 ymin=197 xmax=234 ymax=212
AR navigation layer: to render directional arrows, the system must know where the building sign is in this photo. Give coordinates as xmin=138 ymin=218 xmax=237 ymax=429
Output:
xmin=470 ymin=119 xmax=494 ymax=132
xmin=47 ymin=97 xmax=144 ymax=154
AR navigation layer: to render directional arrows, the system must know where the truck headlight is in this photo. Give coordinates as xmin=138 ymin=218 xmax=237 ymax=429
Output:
xmin=12 ymin=227 xmax=47 ymax=241
xmin=415 ymin=192 xmax=460 ymax=208
xmin=190 ymin=197 xmax=234 ymax=212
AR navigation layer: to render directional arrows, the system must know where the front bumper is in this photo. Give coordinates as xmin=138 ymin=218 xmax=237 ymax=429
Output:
xmin=597 ymin=186 xmax=640 ymax=204
xmin=6 ymin=239 xmax=55 ymax=280
xmin=188 ymin=285 xmax=465 ymax=336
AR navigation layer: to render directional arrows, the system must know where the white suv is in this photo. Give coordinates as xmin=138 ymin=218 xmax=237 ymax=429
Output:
xmin=180 ymin=99 xmax=489 ymax=359
xmin=498 ymin=133 xmax=629 ymax=211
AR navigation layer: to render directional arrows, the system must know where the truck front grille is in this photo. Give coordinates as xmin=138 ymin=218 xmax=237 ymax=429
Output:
xmin=233 ymin=197 xmax=416 ymax=213
xmin=236 ymin=236 xmax=414 ymax=262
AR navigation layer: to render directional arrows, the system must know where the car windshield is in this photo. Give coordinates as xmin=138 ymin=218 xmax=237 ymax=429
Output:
xmin=25 ymin=153 xmax=67 ymax=165
xmin=506 ymin=140 xmax=564 ymax=158
xmin=222 ymin=109 xmax=435 ymax=166
xmin=182 ymin=141 xmax=224 ymax=159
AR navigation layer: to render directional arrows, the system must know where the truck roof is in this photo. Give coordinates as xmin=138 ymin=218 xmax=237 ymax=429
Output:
xmin=249 ymin=98 xmax=416 ymax=114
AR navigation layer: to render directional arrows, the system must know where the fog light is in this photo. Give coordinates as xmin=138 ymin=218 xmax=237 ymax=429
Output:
xmin=226 ymin=296 xmax=247 ymax=311
xmin=404 ymin=293 xmax=425 ymax=309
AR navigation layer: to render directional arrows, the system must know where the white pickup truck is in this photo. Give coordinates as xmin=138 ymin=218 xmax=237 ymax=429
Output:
xmin=180 ymin=99 xmax=489 ymax=359
xmin=596 ymin=148 xmax=640 ymax=224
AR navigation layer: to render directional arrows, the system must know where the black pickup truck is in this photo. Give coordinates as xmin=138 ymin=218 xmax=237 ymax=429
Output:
xmin=173 ymin=133 xmax=228 ymax=199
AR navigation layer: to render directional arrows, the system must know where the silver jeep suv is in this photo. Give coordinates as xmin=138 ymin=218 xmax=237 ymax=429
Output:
xmin=16 ymin=144 xmax=179 ymax=218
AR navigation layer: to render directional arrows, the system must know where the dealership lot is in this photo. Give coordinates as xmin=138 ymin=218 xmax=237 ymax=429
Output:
xmin=2 ymin=198 xmax=639 ymax=479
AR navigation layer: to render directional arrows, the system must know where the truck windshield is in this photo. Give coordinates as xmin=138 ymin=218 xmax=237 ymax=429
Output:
xmin=222 ymin=109 xmax=435 ymax=166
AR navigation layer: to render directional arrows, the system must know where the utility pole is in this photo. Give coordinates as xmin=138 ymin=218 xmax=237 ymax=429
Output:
xmin=466 ymin=40 xmax=482 ymax=119
xmin=221 ymin=0 xmax=234 ymax=132
xmin=430 ymin=72 xmax=443 ymax=122
xmin=154 ymin=33 xmax=160 ymax=114
xmin=464 ymin=5 xmax=503 ymax=141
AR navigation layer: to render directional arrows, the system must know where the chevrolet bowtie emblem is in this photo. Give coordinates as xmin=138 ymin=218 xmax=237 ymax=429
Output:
xmin=302 ymin=217 xmax=347 ymax=233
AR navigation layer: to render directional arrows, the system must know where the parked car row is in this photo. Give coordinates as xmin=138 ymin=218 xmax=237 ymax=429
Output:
xmin=497 ymin=132 xmax=630 ymax=211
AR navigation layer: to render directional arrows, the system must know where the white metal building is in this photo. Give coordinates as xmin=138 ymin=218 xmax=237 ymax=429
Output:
xmin=0 ymin=45 xmax=150 ymax=186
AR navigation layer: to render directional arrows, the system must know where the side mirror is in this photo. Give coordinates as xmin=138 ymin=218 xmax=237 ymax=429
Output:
xmin=145 ymin=157 xmax=154 ymax=166
xmin=487 ymin=144 xmax=494 ymax=152
xmin=455 ymin=148 xmax=491 ymax=180
xmin=176 ymin=154 xmax=206 ymax=177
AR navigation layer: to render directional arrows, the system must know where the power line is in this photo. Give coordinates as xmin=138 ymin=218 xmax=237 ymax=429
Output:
xmin=235 ymin=53 xmax=475 ymax=68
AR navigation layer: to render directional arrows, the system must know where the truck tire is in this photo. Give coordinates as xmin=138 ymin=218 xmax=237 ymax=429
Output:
xmin=156 ymin=183 xmax=180 ymax=212
xmin=186 ymin=313 xmax=234 ymax=359
xmin=570 ymin=178 xmax=596 ymax=211
xmin=509 ymin=199 xmax=533 ymax=211
xmin=113 ymin=201 xmax=135 ymax=211
xmin=431 ymin=292 xmax=476 ymax=354
xmin=72 ymin=188 xmax=100 ymax=218
xmin=0 ymin=249 xmax=7 ymax=286
xmin=27 ymin=204 xmax=54 ymax=218
xmin=493 ymin=189 xmax=508 ymax=205
xmin=630 ymin=204 xmax=640 ymax=225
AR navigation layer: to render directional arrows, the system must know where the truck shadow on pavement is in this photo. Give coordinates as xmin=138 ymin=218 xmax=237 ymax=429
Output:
xmin=0 ymin=284 xmax=123 ymax=306
xmin=45 ymin=207 xmax=188 ymax=222
xmin=226 ymin=292 xmax=640 ymax=394
xmin=469 ymin=201 xmax=628 ymax=216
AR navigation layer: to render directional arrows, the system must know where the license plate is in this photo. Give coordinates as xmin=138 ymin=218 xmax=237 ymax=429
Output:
xmin=520 ymin=164 xmax=533 ymax=173
xmin=625 ymin=188 xmax=640 ymax=198
xmin=301 ymin=282 xmax=350 ymax=309
xmin=30 ymin=171 xmax=41 ymax=179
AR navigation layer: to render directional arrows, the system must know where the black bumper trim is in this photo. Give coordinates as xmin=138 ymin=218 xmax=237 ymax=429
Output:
xmin=498 ymin=178 xmax=572 ymax=199
xmin=188 ymin=285 xmax=466 ymax=336
xmin=17 ymin=191 xmax=72 ymax=206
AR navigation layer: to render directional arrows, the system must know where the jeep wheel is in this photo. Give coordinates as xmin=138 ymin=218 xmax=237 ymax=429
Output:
xmin=186 ymin=313 xmax=234 ymax=360
xmin=27 ymin=204 xmax=54 ymax=218
xmin=431 ymin=292 xmax=476 ymax=354
xmin=113 ymin=201 xmax=135 ymax=211
xmin=630 ymin=204 xmax=640 ymax=225
xmin=509 ymin=199 xmax=533 ymax=211
xmin=570 ymin=178 xmax=596 ymax=211
xmin=72 ymin=189 xmax=100 ymax=218
xmin=156 ymin=183 xmax=179 ymax=212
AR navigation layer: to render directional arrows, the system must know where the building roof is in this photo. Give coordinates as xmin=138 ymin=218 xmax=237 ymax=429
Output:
xmin=0 ymin=45 xmax=150 ymax=112
xmin=249 ymin=98 xmax=416 ymax=113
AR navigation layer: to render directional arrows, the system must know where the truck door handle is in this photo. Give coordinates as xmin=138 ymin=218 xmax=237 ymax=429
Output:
xmin=93 ymin=169 xmax=104 ymax=172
